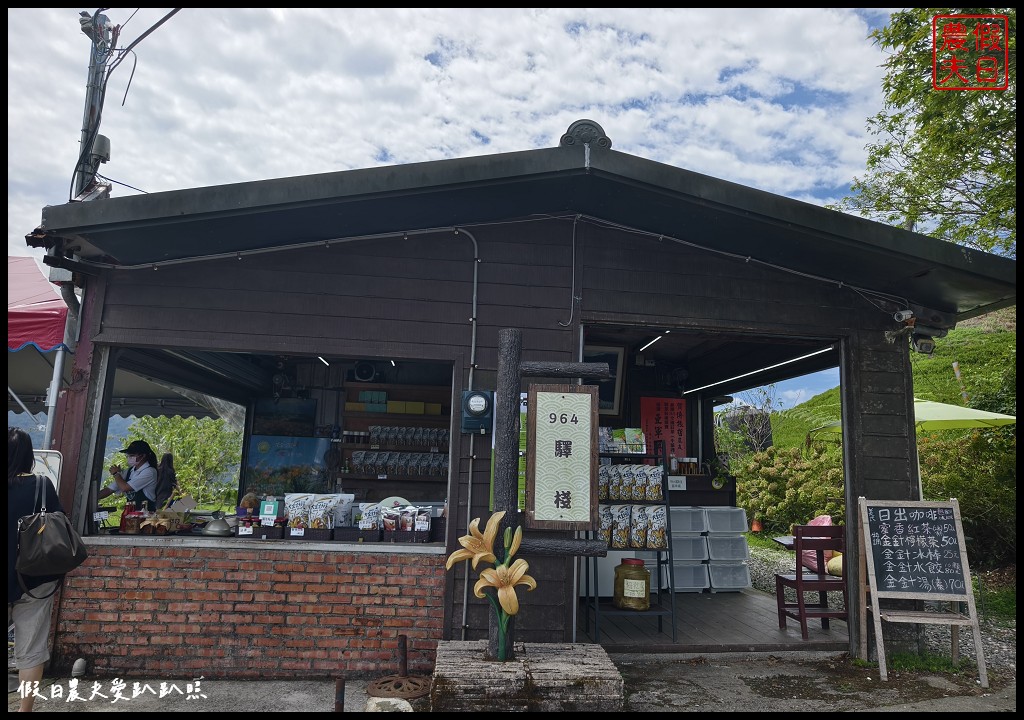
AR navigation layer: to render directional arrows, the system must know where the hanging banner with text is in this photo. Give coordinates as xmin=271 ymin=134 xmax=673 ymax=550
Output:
xmin=525 ymin=384 xmax=599 ymax=530
xmin=640 ymin=396 xmax=688 ymax=461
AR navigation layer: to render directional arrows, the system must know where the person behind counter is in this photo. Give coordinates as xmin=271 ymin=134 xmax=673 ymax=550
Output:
xmin=98 ymin=440 xmax=159 ymax=512
xmin=8 ymin=426 xmax=65 ymax=712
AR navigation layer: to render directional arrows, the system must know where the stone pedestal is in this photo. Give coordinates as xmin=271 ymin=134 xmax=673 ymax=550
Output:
xmin=430 ymin=640 xmax=624 ymax=712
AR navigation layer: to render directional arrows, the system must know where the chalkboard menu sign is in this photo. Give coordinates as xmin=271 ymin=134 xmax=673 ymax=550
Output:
xmin=857 ymin=497 xmax=987 ymax=687
xmin=861 ymin=500 xmax=968 ymax=597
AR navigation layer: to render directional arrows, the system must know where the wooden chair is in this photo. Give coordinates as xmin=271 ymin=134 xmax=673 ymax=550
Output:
xmin=775 ymin=524 xmax=847 ymax=639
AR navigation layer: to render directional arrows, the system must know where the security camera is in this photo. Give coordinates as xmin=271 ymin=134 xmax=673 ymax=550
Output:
xmin=894 ymin=310 xmax=914 ymax=323
xmin=911 ymin=333 xmax=935 ymax=355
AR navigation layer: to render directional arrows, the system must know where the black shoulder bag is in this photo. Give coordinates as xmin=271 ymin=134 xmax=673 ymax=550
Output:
xmin=16 ymin=475 xmax=89 ymax=599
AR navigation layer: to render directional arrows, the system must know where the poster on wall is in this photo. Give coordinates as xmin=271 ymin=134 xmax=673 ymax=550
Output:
xmin=243 ymin=435 xmax=333 ymax=496
xmin=639 ymin=396 xmax=687 ymax=460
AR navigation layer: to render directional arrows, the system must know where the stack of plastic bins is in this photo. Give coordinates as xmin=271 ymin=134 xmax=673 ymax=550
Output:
xmin=704 ymin=507 xmax=752 ymax=592
xmin=667 ymin=507 xmax=710 ymax=592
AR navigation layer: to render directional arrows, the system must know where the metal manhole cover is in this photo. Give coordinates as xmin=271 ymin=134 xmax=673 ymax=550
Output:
xmin=365 ymin=675 xmax=432 ymax=699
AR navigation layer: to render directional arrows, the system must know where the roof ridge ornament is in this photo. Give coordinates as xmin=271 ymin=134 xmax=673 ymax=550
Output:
xmin=559 ymin=119 xmax=611 ymax=149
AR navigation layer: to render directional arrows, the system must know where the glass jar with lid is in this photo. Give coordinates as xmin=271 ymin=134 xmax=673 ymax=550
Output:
xmin=613 ymin=557 xmax=650 ymax=610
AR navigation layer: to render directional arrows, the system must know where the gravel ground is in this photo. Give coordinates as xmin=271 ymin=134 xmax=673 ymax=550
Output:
xmin=747 ymin=543 xmax=1017 ymax=677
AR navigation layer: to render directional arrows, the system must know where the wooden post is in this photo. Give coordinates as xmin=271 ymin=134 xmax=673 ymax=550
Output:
xmin=485 ymin=328 xmax=614 ymax=659
xmin=489 ymin=328 xmax=523 ymax=660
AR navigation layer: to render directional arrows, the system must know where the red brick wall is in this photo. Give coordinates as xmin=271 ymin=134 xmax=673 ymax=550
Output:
xmin=52 ymin=543 xmax=447 ymax=680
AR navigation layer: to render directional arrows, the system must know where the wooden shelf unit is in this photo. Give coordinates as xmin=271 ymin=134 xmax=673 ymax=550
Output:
xmin=334 ymin=381 xmax=452 ymax=504
xmin=583 ymin=441 xmax=677 ymax=642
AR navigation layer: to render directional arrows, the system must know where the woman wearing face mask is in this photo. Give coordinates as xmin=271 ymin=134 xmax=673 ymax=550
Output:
xmin=98 ymin=440 xmax=159 ymax=511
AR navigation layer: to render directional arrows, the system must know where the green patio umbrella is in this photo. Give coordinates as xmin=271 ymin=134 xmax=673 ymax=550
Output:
xmin=808 ymin=398 xmax=1016 ymax=436
xmin=806 ymin=398 xmax=1015 ymax=499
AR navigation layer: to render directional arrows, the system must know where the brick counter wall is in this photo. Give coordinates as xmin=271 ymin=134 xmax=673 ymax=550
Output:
xmin=52 ymin=541 xmax=447 ymax=680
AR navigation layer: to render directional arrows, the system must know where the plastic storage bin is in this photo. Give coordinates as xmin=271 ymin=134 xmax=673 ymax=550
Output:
xmin=704 ymin=507 xmax=748 ymax=533
xmin=671 ymin=533 xmax=709 ymax=561
xmin=706 ymin=534 xmax=750 ymax=561
xmin=670 ymin=561 xmax=710 ymax=592
xmin=669 ymin=507 xmax=708 ymax=533
xmin=708 ymin=561 xmax=751 ymax=592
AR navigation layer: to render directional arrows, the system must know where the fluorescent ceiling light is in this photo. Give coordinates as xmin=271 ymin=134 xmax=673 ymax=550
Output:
xmin=639 ymin=330 xmax=670 ymax=353
xmin=683 ymin=347 xmax=833 ymax=396
xmin=317 ymin=356 xmax=330 ymax=366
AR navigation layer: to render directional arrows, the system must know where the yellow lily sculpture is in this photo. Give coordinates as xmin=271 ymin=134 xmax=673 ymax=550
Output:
xmin=444 ymin=511 xmax=502 ymax=570
xmin=445 ymin=509 xmax=537 ymax=661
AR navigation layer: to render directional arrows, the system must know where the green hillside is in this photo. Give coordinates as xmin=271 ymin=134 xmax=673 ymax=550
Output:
xmin=772 ymin=307 xmax=1017 ymax=449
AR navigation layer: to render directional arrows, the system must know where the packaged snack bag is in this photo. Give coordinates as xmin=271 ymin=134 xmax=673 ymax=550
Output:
xmin=357 ymin=502 xmax=381 ymax=530
xmin=285 ymin=493 xmax=314 ymax=528
xmin=611 ymin=504 xmax=632 ymax=549
xmin=647 ymin=506 xmax=668 ymax=549
xmin=309 ymin=494 xmax=342 ymax=529
xmin=630 ymin=464 xmax=648 ymax=501
xmin=630 ymin=505 xmax=649 ymax=548
xmin=644 ymin=465 xmax=664 ymax=502
xmin=598 ymin=504 xmax=613 ymax=544
xmin=607 ymin=465 xmax=622 ymax=501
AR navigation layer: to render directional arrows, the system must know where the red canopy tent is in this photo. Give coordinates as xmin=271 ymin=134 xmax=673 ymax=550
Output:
xmin=8 ymin=256 xmax=223 ymax=421
xmin=8 ymin=255 xmax=69 ymax=352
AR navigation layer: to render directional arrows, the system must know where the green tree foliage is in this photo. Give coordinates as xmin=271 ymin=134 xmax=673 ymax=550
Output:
xmin=832 ymin=8 xmax=1016 ymax=257
xmin=113 ymin=416 xmax=243 ymax=509
xmin=734 ymin=445 xmax=845 ymax=536
xmin=919 ymin=429 xmax=1016 ymax=568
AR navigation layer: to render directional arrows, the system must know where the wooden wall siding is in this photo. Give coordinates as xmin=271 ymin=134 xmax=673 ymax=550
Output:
xmin=580 ymin=233 xmax=867 ymax=333
xmin=96 ymin=223 xmax=580 ymax=362
xmin=53 ymin=544 xmax=446 ymax=680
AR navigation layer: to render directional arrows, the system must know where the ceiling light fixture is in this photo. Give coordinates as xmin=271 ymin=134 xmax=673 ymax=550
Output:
xmin=639 ymin=330 xmax=670 ymax=353
xmin=390 ymin=360 xmax=396 ymax=367
xmin=317 ymin=356 xmax=330 ymax=366
xmin=682 ymin=347 xmax=833 ymax=396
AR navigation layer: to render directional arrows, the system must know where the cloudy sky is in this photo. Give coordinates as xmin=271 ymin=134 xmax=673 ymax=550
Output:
xmin=8 ymin=8 xmax=897 ymax=406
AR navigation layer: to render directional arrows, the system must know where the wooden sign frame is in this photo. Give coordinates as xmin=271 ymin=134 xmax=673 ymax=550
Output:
xmin=524 ymin=384 xmax=599 ymax=530
xmin=857 ymin=497 xmax=987 ymax=687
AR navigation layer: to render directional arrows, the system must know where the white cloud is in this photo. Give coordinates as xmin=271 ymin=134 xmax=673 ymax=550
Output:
xmin=7 ymin=8 xmax=890 ymax=260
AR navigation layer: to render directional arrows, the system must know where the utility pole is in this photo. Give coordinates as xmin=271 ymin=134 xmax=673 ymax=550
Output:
xmin=73 ymin=9 xmax=115 ymax=198
xmin=42 ymin=9 xmax=116 ymax=451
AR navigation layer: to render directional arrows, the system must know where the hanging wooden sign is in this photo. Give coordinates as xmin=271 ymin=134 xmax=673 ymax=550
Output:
xmin=525 ymin=384 xmax=599 ymax=530
xmin=857 ymin=497 xmax=987 ymax=687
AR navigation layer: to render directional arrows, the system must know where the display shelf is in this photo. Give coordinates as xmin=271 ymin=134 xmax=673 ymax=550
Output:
xmin=336 ymin=381 xmax=452 ymax=501
xmin=584 ymin=440 xmax=676 ymax=642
